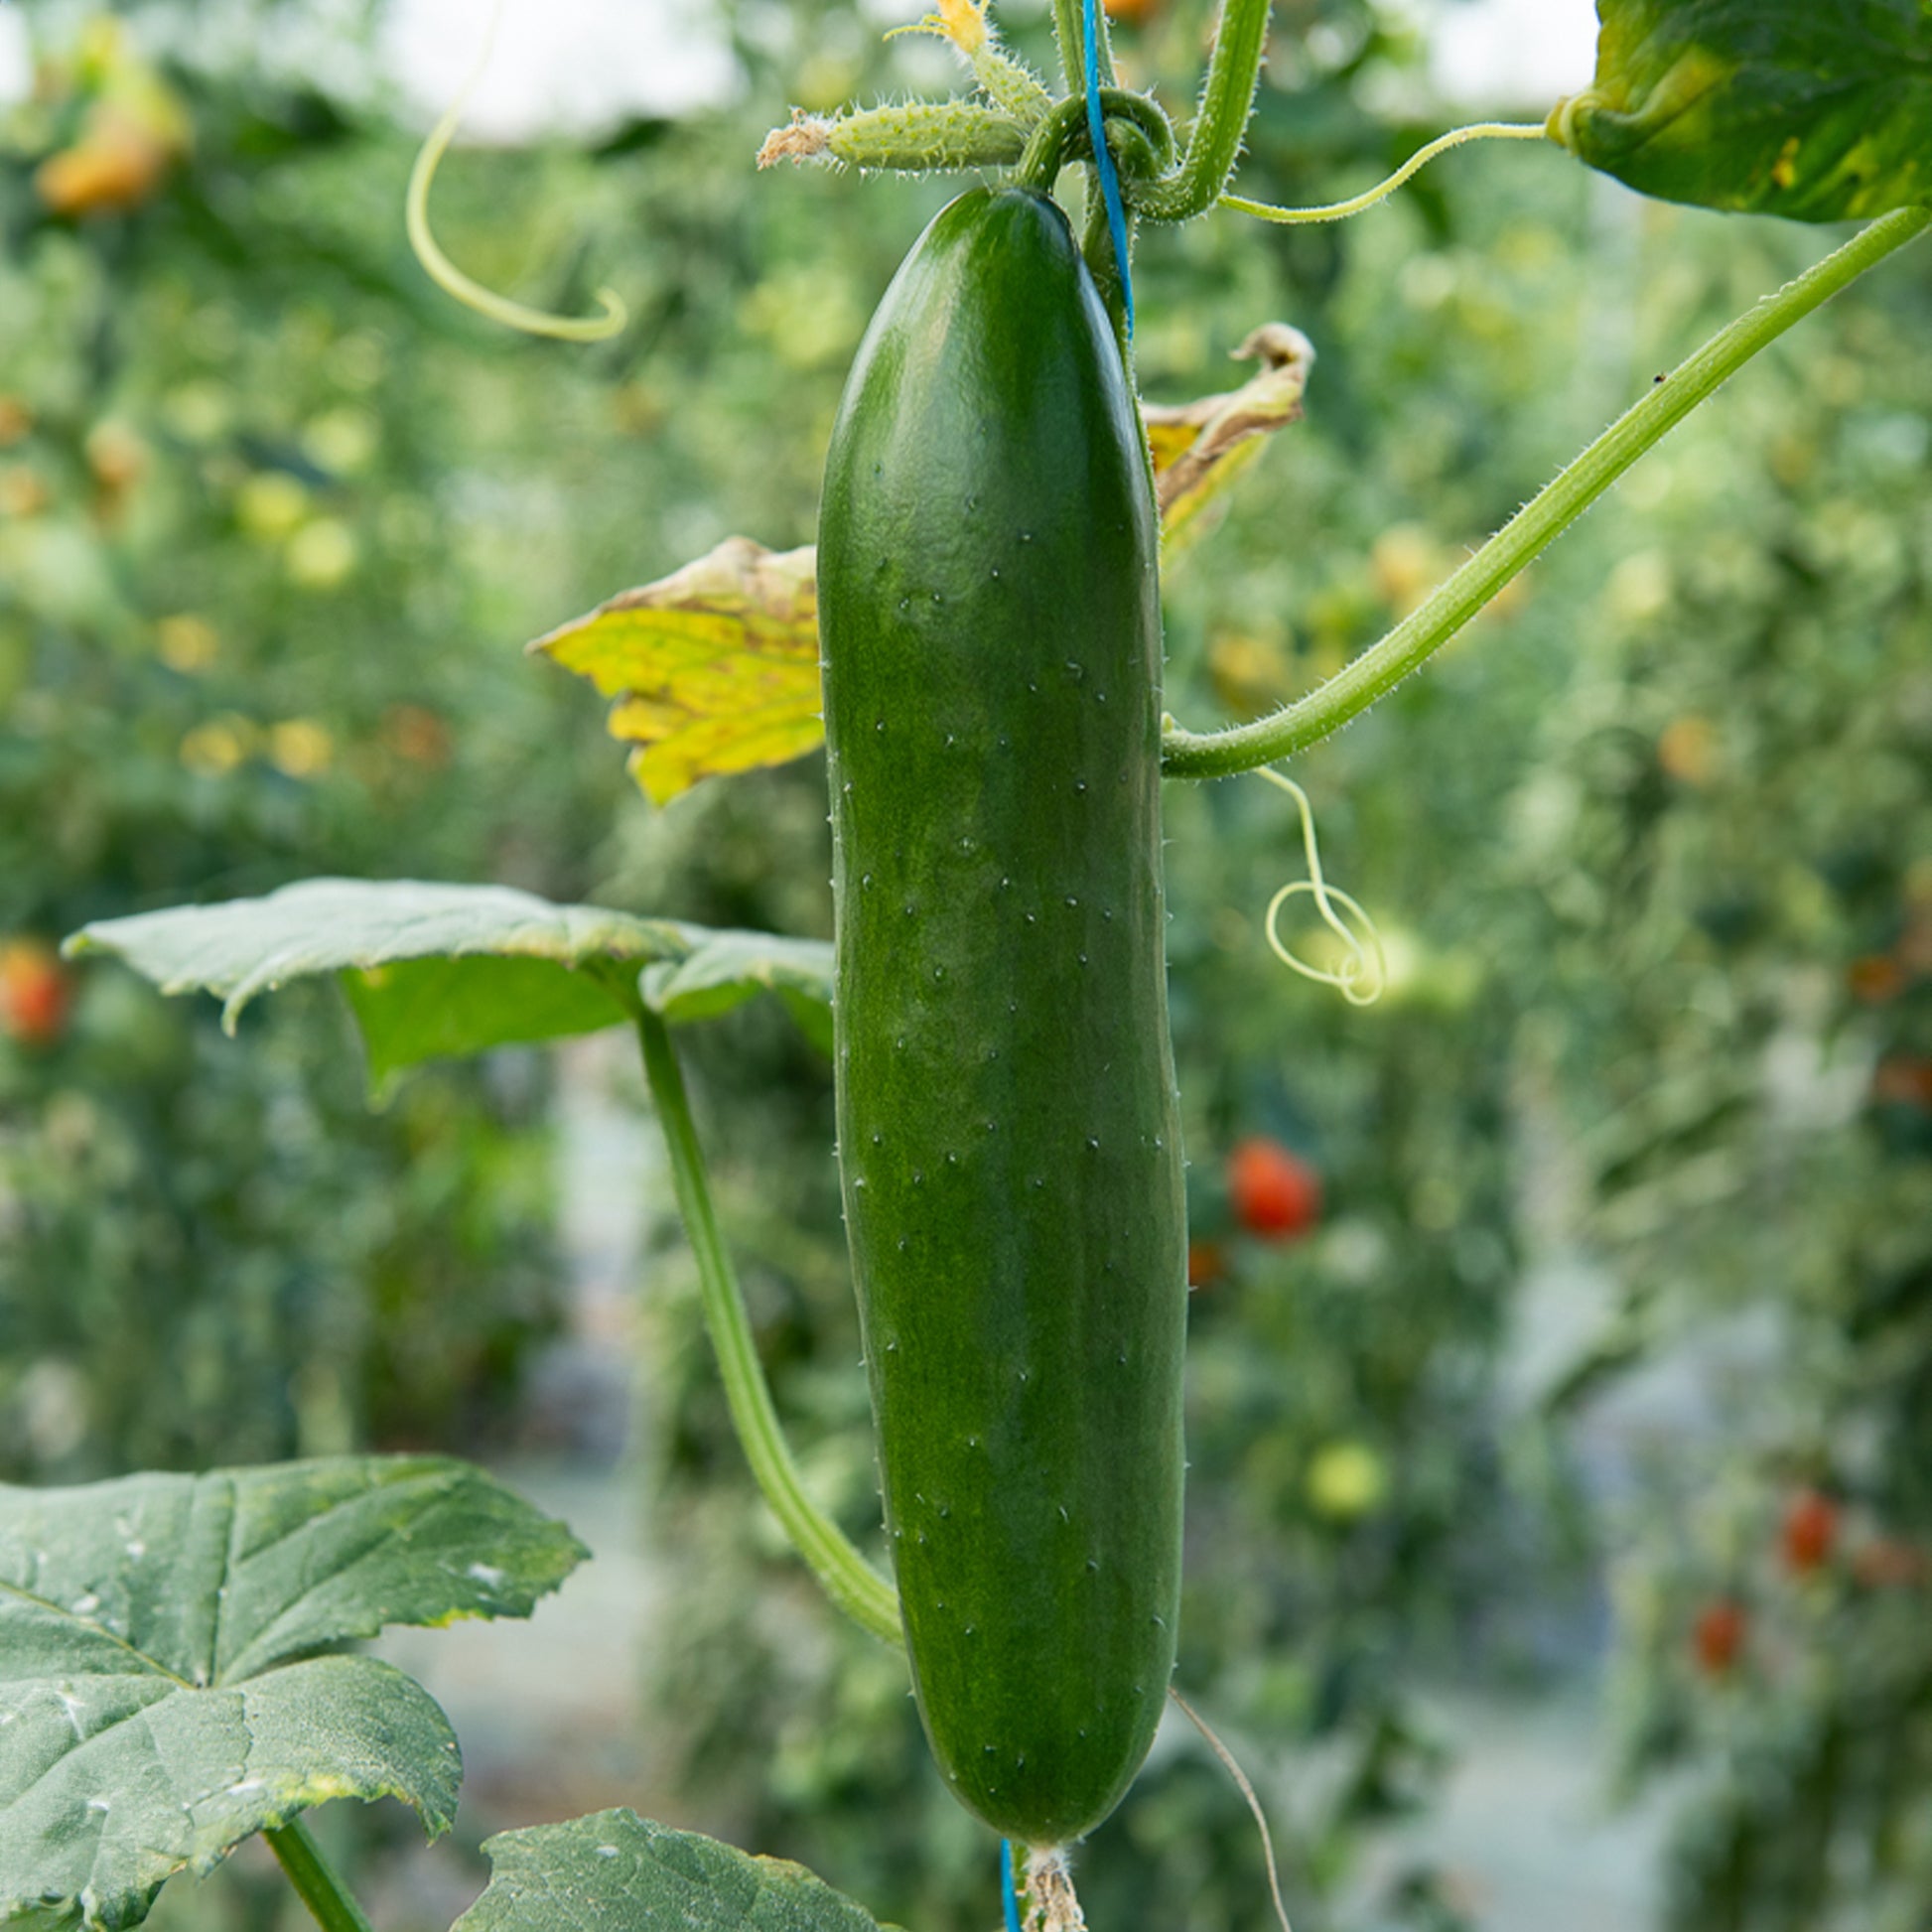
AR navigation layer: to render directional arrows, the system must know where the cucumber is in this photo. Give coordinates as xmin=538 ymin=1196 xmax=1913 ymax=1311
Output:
xmin=818 ymin=185 xmax=1186 ymax=1849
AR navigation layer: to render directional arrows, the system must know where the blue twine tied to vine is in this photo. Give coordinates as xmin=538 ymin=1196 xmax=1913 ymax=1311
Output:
xmin=1001 ymin=1841 xmax=1024 ymax=1932
xmin=1081 ymin=0 xmax=1135 ymax=337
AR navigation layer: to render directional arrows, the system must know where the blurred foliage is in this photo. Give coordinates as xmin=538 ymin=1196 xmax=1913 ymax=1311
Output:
xmin=1 ymin=3 xmax=1929 ymax=1932
xmin=0 ymin=13 xmax=631 ymax=1476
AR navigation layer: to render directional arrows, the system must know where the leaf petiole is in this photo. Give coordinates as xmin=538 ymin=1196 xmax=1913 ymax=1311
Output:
xmin=628 ymin=1000 xmax=904 ymax=1648
xmin=265 ymin=1820 xmax=377 ymax=1932
xmin=1162 ymin=204 xmax=1932 ymax=778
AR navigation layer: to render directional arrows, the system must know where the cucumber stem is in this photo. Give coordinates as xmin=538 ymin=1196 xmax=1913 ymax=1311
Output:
xmin=632 ymin=1007 xmax=904 ymax=1648
xmin=1161 ymin=205 xmax=1932 ymax=778
xmin=1049 ymin=0 xmax=1112 ymax=98
xmin=1017 ymin=90 xmax=1169 ymax=195
xmin=264 ymin=1821 xmax=377 ymax=1932
xmin=1129 ymin=0 xmax=1272 ymax=222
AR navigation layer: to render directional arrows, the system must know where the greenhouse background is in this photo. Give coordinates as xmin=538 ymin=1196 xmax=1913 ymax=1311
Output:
xmin=2 ymin=2 xmax=1929 ymax=1929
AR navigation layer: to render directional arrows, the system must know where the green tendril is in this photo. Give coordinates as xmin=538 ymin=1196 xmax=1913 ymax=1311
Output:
xmin=1254 ymin=767 xmax=1384 ymax=1007
xmin=1221 ymin=121 xmax=1550 ymax=224
xmin=405 ymin=0 xmax=626 ymax=343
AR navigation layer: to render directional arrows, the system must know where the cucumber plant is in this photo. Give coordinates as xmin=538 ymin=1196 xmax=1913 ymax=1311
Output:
xmin=5 ymin=2 xmax=1930 ymax=1930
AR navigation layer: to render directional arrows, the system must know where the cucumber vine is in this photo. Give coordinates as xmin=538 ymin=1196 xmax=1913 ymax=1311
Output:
xmin=760 ymin=0 xmax=1930 ymax=781
xmin=14 ymin=4 xmax=1932 ymax=1931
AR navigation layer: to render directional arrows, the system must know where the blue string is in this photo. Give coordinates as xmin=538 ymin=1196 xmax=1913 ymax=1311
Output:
xmin=1081 ymin=0 xmax=1135 ymax=337
xmin=1001 ymin=1841 xmax=1024 ymax=1932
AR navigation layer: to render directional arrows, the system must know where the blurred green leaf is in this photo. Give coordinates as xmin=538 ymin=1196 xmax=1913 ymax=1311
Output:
xmin=67 ymin=880 xmax=834 ymax=1086
xmin=1552 ymin=0 xmax=1932 ymax=220
xmin=342 ymin=955 xmax=636 ymax=1097
xmin=66 ymin=880 xmax=683 ymax=1032
xmin=641 ymin=929 xmax=834 ymax=1035
xmin=454 ymin=1809 xmax=892 ymax=1932
xmin=0 ymin=1456 xmax=584 ymax=1931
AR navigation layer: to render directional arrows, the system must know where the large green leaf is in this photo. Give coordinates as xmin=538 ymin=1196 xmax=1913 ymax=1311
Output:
xmin=453 ymin=1810 xmax=891 ymax=1932
xmin=641 ymin=930 xmax=836 ymax=1035
xmin=64 ymin=879 xmax=682 ymax=1034
xmin=67 ymin=880 xmax=835 ymax=1091
xmin=1551 ymin=0 xmax=1932 ymax=221
xmin=0 ymin=1457 xmax=585 ymax=1931
xmin=340 ymin=955 xmax=633 ymax=1095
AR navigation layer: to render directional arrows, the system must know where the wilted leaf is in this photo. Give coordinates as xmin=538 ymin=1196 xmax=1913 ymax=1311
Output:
xmin=453 ymin=1809 xmax=892 ymax=1932
xmin=31 ymin=22 xmax=193 ymax=220
xmin=539 ymin=331 xmax=1312 ymax=800
xmin=1550 ymin=0 xmax=1932 ymax=221
xmin=67 ymin=879 xmax=834 ymax=1091
xmin=0 ymin=1457 xmax=584 ymax=1932
xmin=533 ymin=537 xmax=822 ymax=807
xmin=1143 ymin=323 xmax=1315 ymax=553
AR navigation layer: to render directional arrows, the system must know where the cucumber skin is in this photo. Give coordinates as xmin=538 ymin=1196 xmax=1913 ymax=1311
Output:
xmin=818 ymin=186 xmax=1186 ymax=1849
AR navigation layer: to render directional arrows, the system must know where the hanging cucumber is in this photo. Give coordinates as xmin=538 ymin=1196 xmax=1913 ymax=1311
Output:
xmin=818 ymin=185 xmax=1186 ymax=1850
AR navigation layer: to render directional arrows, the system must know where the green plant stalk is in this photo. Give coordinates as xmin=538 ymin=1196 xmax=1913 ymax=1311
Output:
xmin=1083 ymin=180 xmax=1135 ymax=346
xmin=1161 ymin=205 xmax=1932 ymax=779
xmin=265 ymin=1821 xmax=377 ymax=1932
xmin=632 ymin=1006 xmax=903 ymax=1647
xmin=1017 ymin=89 xmax=1170 ymax=193
xmin=1050 ymin=0 xmax=1113 ymax=97
xmin=1131 ymin=0 xmax=1272 ymax=220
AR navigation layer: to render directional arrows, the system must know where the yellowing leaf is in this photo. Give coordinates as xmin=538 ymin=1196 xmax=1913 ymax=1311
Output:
xmin=35 ymin=115 xmax=174 ymax=217
xmin=532 ymin=537 xmax=822 ymax=805
xmin=1143 ymin=323 xmax=1315 ymax=554
xmin=32 ymin=27 xmax=192 ymax=219
xmin=539 ymin=327 xmax=1314 ymax=800
xmin=1551 ymin=0 xmax=1932 ymax=222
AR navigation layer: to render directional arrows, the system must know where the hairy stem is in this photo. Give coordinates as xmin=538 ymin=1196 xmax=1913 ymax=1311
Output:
xmin=1161 ymin=205 xmax=1932 ymax=778
xmin=633 ymin=1007 xmax=903 ymax=1647
xmin=1050 ymin=0 xmax=1115 ymax=97
xmin=1082 ymin=180 xmax=1134 ymax=348
xmin=1130 ymin=0 xmax=1272 ymax=221
xmin=265 ymin=1821 xmax=376 ymax=1932
xmin=1017 ymin=90 xmax=1170 ymax=193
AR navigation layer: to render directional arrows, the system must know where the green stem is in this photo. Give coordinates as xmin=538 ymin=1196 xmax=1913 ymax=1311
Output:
xmin=1050 ymin=0 xmax=1116 ymax=97
xmin=265 ymin=1820 xmax=376 ymax=1932
xmin=1016 ymin=89 xmax=1169 ymax=194
xmin=1083 ymin=182 xmax=1134 ymax=349
xmin=1161 ymin=205 xmax=1932 ymax=779
xmin=633 ymin=1007 xmax=903 ymax=1648
xmin=1130 ymin=0 xmax=1272 ymax=221
xmin=1051 ymin=0 xmax=1083 ymax=90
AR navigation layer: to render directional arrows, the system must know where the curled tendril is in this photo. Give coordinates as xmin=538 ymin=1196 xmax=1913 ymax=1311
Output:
xmin=405 ymin=0 xmax=626 ymax=344
xmin=1254 ymin=766 xmax=1385 ymax=1007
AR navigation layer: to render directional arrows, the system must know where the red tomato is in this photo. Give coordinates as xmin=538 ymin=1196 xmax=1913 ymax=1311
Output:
xmin=1692 ymin=1598 xmax=1746 ymax=1676
xmin=1227 ymin=1137 xmax=1321 ymax=1240
xmin=0 ymin=939 xmax=72 ymax=1046
xmin=1781 ymin=1489 xmax=1838 ymax=1576
xmin=1186 ymin=1240 xmax=1227 ymax=1290
xmin=1848 ymin=954 xmax=1905 ymax=1004
xmin=1854 ymin=1537 xmax=1926 ymax=1590
xmin=1872 ymin=1055 xmax=1932 ymax=1109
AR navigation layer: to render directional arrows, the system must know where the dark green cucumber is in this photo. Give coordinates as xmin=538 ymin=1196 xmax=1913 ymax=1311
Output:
xmin=818 ymin=185 xmax=1186 ymax=1849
